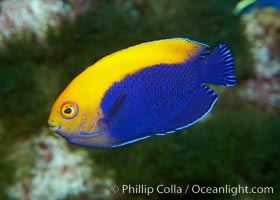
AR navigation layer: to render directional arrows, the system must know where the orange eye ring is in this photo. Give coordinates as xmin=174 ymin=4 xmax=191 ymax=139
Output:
xmin=60 ymin=102 xmax=79 ymax=120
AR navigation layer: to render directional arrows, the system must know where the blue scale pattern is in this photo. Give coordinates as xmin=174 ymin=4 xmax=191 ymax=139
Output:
xmin=99 ymin=43 xmax=236 ymax=145
xmin=100 ymin=57 xmax=203 ymax=143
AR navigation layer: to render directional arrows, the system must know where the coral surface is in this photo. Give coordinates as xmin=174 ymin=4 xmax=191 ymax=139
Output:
xmin=7 ymin=129 xmax=113 ymax=200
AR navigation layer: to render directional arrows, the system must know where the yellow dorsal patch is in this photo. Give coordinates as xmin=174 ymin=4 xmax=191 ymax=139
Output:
xmin=59 ymin=38 xmax=208 ymax=123
xmin=95 ymin=38 xmax=207 ymax=73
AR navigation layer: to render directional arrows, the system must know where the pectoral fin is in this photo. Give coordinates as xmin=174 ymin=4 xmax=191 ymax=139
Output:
xmin=98 ymin=93 xmax=128 ymax=131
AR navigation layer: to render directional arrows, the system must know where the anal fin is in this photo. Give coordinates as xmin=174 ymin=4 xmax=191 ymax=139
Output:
xmin=157 ymin=85 xmax=218 ymax=134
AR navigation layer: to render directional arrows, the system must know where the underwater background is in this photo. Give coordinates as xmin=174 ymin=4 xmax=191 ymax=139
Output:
xmin=0 ymin=0 xmax=279 ymax=199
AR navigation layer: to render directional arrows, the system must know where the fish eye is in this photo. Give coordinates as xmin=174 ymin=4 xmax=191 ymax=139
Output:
xmin=64 ymin=107 xmax=73 ymax=114
xmin=60 ymin=102 xmax=79 ymax=120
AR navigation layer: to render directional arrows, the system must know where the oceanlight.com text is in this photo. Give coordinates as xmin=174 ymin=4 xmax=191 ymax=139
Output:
xmin=191 ymin=184 xmax=274 ymax=196
xmin=110 ymin=184 xmax=274 ymax=196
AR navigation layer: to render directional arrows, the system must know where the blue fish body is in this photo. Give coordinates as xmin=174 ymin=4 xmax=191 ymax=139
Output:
xmin=258 ymin=0 xmax=280 ymax=10
xmin=99 ymin=43 xmax=236 ymax=147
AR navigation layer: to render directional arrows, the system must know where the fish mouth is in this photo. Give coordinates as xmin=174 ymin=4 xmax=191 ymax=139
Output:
xmin=48 ymin=120 xmax=61 ymax=132
xmin=47 ymin=119 xmax=102 ymax=140
xmin=49 ymin=125 xmax=61 ymax=132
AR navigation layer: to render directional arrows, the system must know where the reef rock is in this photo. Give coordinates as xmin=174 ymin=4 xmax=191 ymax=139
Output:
xmin=7 ymin=129 xmax=114 ymax=200
xmin=0 ymin=0 xmax=94 ymax=43
xmin=241 ymin=8 xmax=280 ymax=111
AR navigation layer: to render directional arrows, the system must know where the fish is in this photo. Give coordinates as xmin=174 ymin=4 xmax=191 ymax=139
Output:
xmin=233 ymin=0 xmax=280 ymax=16
xmin=48 ymin=38 xmax=236 ymax=148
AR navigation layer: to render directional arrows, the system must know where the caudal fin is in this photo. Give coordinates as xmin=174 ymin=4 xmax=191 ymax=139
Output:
xmin=202 ymin=43 xmax=236 ymax=86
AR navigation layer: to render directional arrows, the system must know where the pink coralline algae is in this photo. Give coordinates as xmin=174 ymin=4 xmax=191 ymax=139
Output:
xmin=7 ymin=129 xmax=114 ymax=200
xmin=241 ymin=8 xmax=280 ymax=111
xmin=0 ymin=0 xmax=94 ymax=43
